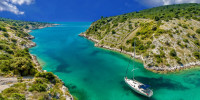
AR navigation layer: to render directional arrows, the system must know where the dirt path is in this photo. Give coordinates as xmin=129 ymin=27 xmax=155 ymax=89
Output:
xmin=0 ymin=77 xmax=17 ymax=93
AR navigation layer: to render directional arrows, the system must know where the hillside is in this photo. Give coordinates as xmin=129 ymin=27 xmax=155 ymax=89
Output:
xmin=0 ymin=18 xmax=73 ymax=99
xmin=80 ymin=3 xmax=200 ymax=73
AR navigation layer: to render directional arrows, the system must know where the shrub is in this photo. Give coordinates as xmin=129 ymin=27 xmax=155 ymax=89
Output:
xmin=183 ymin=39 xmax=189 ymax=43
xmin=2 ymin=88 xmax=18 ymax=97
xmin=0 ymin=27 xmax=7 ymax=32
xmin=184 ymin=44 xmax=188 ymax=48
xmin=25 ymin=25 xmax=29 ymax=29
xmin=0 ymin=54 xmax=11 ymax=60
xmin=10 ymin=26 xmax=17 ymax=30
xmin=151 ymin=45 xmax=155 ymax=49
xmin=20 ymin=41 xmax=26 ymax=46
xmin=182 ymin=24 xmax=188 ymax=29
xmin=194 ymin=40 xmax=200 ymax=46
xmin=0 ymin=60 xmax=11 ymax=72
xmin=135 ymin=23 xmax=138 ymax=27
xmin=169 ymin=33 xmax=173 ymax=37
xmin=157 ymin=29 xmax=166 ymax=34
xmin=193 ymin=52 xmax=200 ymax=59
xmin=0 ymin=94 xmax=5 ymax=99
xmin=177 ymin=40 xmax=181 ymax=45
xmin=0 ymin=45 xmax=14 ymax=54
xmin=11 ymin=38 xmax=17 ymax=43
xmin=148 ymin=64 xmax=152 ymax=67
xmin=154 ymin=16 xmax=160 ymax=21
xmin=17 ymin=77 xmax=23 ymax=82
xmin=10 ymin=57 xmax=36 ymax=76
xmin=166 ymin=64 xmax=170 ymax=67
xmin=144 ymin=53 xmax=149 ymax=58
xmin=129 ymin=24 xmax=133 ymax=30
xmin=113 ymin=23 xmax=118 ymax=27
xmin=11 ymin=93 xmax=25 ymax=100
xmin=152 ymin=26 xmax=157 ymax=31
xmin=170 ymin=49 xmax=177 ymax=57
xmin=12 ymin=83 xmax=26 ymax=91
xmin=112 ymin=30 xmax=116 ymax=34
xmin=196 ymin=29 xmax=200 ymax=34
xmin=191 ymin=34 xmax=196 ymax=38
xmin=154 ymin=54 xmax=163 ymax=63
xmin=175 ymin=57 xmax=182 ymax=64
xmin=35 ymin=72 xmax=55 ymax=81
xmin=160 ymin=50 xmax=165 ymax=57
xmin=3 ymin=32 xmax=9 ymax=37
xmin=165 ymin=41 xmax=171 ymax=46
xmin=35 ymin=78 xmax=44 ymax=84
xmin=138 ymin=44 xmax=145 ymax=50
xmin=45 ymin=72 xmax=55 ymax=80
xmin=14 ymin=49 xmax=30 ymax=58
xmin=175 ymin=30 xmax=179 ymax=34
xmin=136 ymin=31 xmax=140 ymax=36
xmin=146 ymin=41 xmax=152 ymax=46
xmin=28 ymin=83 xmax=47 ymax=92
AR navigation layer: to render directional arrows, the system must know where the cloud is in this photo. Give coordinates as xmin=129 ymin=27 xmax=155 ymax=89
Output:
xmin=0 ymin=0 xmax=34 ymax=15
xmin=136 ymin=0 xmax=200 ymax=7
xmin=8 ymin=0 xmax=33 ymax=5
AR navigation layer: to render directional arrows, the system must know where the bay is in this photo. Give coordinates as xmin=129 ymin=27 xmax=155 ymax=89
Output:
xmin=30 ymin=22 xmax=200 ymax=100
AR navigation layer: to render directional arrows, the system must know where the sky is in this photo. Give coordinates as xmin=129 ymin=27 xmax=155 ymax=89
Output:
xmin=0 ymin=0 xmax=200 ymax=22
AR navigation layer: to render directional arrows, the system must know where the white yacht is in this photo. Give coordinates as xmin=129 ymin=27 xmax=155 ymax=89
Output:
xmin=124 ymin=41 xmax=153 ymax=97
xmin=124 ymin=77 xmax=153 ymax=97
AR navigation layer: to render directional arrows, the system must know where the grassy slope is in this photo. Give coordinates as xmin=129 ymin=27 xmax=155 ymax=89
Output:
xmin=82 ymin=3 xmax=200 ymax=72
xmin=0 ymin=18 xmax=71 ymax=99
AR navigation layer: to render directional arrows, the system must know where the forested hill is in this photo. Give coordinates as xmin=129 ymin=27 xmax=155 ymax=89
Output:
xmin=0 ymin=18 xmax=72 ymax=99
xmin=0 ymin=18 xmax=51 ymax=76
xmin=81 ymin=3 xmax=200 ymax=72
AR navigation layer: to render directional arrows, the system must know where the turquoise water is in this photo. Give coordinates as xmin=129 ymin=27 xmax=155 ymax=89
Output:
xmin=30 ymin=22 xmax=200 ymax=100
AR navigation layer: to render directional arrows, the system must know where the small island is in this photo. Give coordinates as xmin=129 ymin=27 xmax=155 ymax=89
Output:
xmin=80 ymin=3 xmax=200 ymax=73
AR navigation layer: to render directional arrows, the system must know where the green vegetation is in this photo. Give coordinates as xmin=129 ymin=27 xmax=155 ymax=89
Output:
xmin=183 ymin=39 xmax=189 ymax=43
xmin=35 ymin=72 xmax=57 ymax=83
xmin=83 ymin=3 xmax=200 ymax=69
xmin=194 ymin=40 xmax=200 ymax=46
xmin=0 ymin=18 xmax=49 ymax=76
xmin=193 ymin=52 xmax=200 ymax=59
xmin=0 ymin=27 xmax=7 ymax=32
xmin=0 ymin=48 xmax=37 ymax=76
xmin=3 ymin=32 xmax=9 ymax=37
xmin=0 ymin=18 xmax=70 ymax=99
xmin=170 ymin=49 xmax=177 ymax=57
xmin=112 ymin=30 xmax=116 ymax=34
xmin=11 ymin=93 xmax=26 ymax=100
xmin=196 ymin=28 xmax=200 ymax=34
xmin=1 ymin=83 xmax=26 ymax=99
xmin=29 ymin=79 xmax=47 ymax=92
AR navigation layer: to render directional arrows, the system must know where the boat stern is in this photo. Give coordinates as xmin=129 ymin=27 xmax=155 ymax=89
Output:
xmin=147 ymin=90 xmax=153 ymax=97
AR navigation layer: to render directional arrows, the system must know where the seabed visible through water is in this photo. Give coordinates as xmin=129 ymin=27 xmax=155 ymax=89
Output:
xmin=30 ymin=22 xmax=200 ymax=100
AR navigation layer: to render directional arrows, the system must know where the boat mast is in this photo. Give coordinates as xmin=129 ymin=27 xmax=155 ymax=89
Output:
xmin=133 ymin=40 xmax=136 ymax=80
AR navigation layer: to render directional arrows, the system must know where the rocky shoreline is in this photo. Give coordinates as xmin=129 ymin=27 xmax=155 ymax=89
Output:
xmin=79 ymin=33 xmax=200 ymax=73
xmin=29 ymin=24 xmax=73 ymax=100
xmin=30 ymin=54 xmax=73 ymax=100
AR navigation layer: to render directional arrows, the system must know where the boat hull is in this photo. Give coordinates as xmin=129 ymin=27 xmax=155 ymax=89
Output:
xmin=124 ymin=77 xmax=153 ymax=97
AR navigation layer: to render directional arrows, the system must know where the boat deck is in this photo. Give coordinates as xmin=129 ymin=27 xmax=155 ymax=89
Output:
xmin=124 ymin=78 xmax=153 ymax=97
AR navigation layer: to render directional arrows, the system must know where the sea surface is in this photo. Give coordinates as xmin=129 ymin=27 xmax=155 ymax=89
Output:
xmin=30 ymin=22 xmax=200 ymax=100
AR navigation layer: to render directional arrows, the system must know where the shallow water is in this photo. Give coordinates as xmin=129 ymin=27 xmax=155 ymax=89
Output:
xmin=30 ymin=22 xmax=200 ymax=100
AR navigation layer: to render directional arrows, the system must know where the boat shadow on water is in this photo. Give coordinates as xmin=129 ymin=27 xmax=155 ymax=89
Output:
xmin=135 ymin=76 xmax=189 ymax=90
xmin=121 ymin=76 xmax=189 ymax=100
